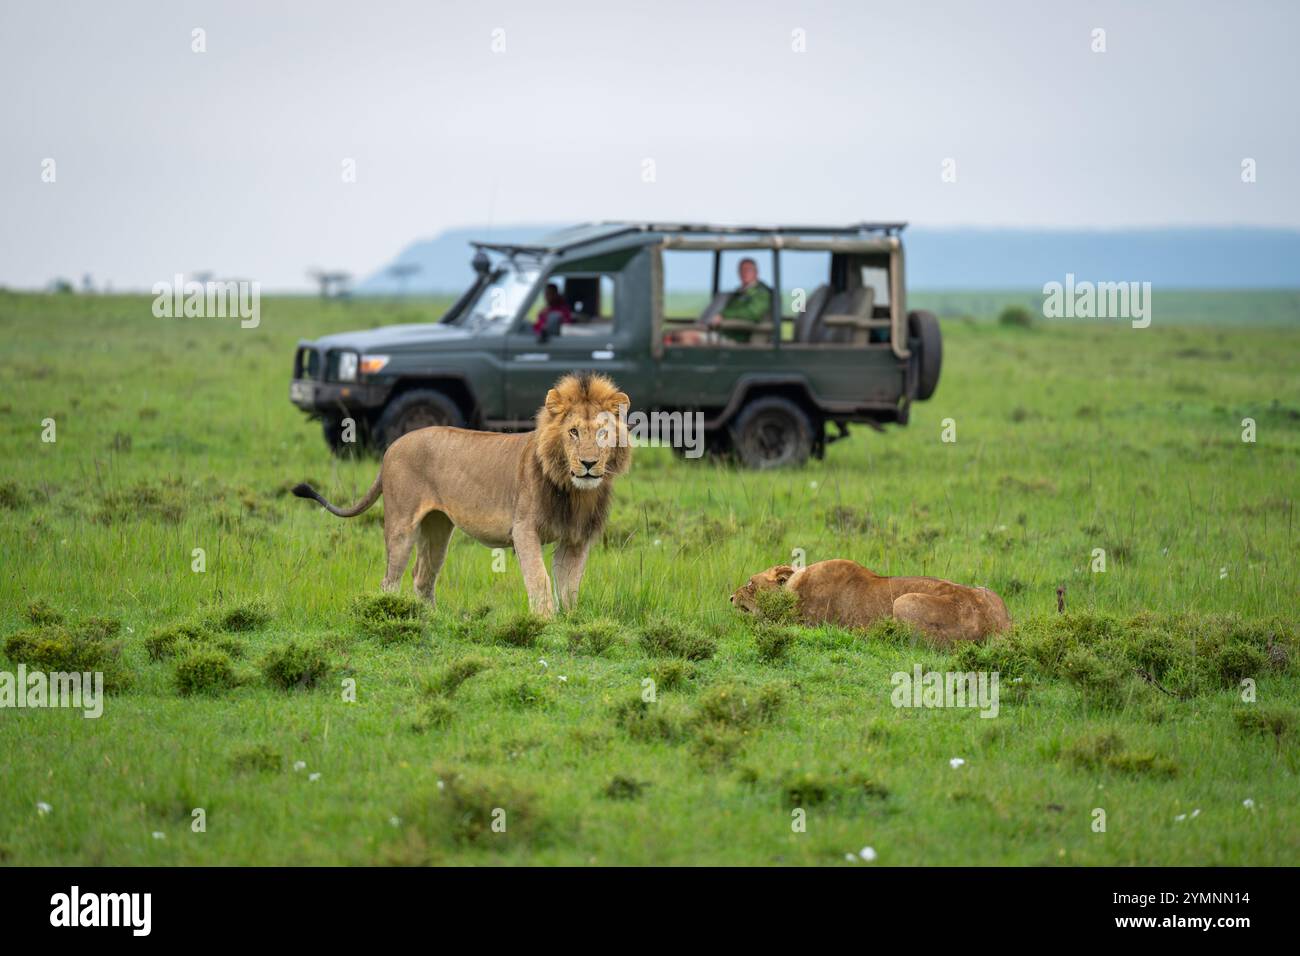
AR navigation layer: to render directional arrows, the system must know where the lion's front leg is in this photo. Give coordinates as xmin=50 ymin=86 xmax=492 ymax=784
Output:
xmin=513 ymin=527 xmax=555 ymax=617
xmin=553 ymin=540 xmax=590 ymax=612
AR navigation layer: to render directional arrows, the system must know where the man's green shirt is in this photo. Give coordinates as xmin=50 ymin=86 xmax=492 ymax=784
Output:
xmin=719 ymin=281 xmax=772 ymax=340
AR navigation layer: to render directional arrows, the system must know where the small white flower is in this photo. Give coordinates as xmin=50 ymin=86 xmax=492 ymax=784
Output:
xmin=844 ymin=853 xmax=856 ymax=862
xmin=809 ymin=481 xmax=818 ymax=489
xmin=1219 ymin=566 xmax=1228 ymax=579
xmin=949 ymin=758 xmax=965 ymax=769
xmin=557 ymin=675 xmax=567 ymax=683
xmin=126 ymin=626 xmax=135 ymax=634
xmin=36 ymin=801 xmax=52 ymax=816
xmin=1011 ymin=677 xmax=1023 ymax=684
xmin=538 ymin=659 xmax=548 ymax=669
xmin=389 ymin=816 xmax=401 ymax=827
xmin=293 ymin=760 xmax=307 ymax=772
xmin=1243 ymin=798 xmax=1255 ymax=810
xmin=308 ymin=772 xmax=321 ymax=782
xmin=858 ymin=846 xmax=877 ymax=862
xmin=1161 ymin=547 xmax=1169 ymax=556
xmin=1175 ymin=813 xmax=1187 ymax=822
xmin=1190 ymin=808 xmax=1200 ymax=818
xmin=653 ymin=538 xmax=662 ymax=547
xmin=436 ymin=779 xmax=445 ymax=790
xmin=151 ymin=831 xmax=165 ymax=840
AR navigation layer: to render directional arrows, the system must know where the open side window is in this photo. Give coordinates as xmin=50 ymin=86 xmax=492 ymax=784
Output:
xmin=519 ymin=249 xmax=636 ymax=343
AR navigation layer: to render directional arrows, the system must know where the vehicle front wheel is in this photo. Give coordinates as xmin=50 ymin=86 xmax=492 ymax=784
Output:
xmin=728 ymin=396 xmax=815 ymax=469
xmin=322 ymin=415 xmax=370 ymax=458
xmin=373 ymin=388 xmax=466 ymax=451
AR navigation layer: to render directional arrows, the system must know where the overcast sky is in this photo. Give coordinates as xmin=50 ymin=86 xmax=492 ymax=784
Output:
xmin=2 ymin=0 xmax=1297 ymax=290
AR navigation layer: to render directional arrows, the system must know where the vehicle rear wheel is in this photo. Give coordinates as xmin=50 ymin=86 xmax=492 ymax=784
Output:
xmin=908 ymin=310 xmax=942 ymax=401
xmin=373 ymin=389 xmax=465 ymax=451
xmin=728 ymin=396 xmax=814 ymax=469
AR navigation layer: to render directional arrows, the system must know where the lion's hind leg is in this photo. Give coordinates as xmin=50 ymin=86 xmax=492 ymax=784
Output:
xmin=381 ymin=511 xmax=420 ymax=593
xmin=413 ymin=511 xmax=454 ymax=607
xmin=890 ymin=592 xmax=968 ymax=649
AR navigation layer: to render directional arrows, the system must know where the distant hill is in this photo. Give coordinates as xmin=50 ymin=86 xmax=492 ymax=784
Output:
xmin=356 ymin=225 xmax=1300 ymax=294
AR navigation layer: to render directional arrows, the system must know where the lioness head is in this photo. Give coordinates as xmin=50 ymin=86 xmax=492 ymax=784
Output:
xmin=536 ymin=372 xmax=631 ymax=491
xmin=729 ymin=564 xmax=795 ymax=613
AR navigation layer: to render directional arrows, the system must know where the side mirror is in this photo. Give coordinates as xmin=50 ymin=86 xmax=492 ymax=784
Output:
xmin=471 ymin=250 xmax=490 ymax=275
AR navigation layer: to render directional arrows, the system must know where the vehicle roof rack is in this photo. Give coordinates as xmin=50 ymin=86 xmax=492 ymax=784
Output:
xmin=471 ymin=221 xmax=907 ymax=256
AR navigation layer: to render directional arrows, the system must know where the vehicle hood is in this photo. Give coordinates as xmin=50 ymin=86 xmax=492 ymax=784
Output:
xmin=309 ymin=322 xmax=475 ymax=352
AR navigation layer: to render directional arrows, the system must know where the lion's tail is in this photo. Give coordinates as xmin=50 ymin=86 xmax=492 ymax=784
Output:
xmin=292 ymin=471 xmax=382 ymax=518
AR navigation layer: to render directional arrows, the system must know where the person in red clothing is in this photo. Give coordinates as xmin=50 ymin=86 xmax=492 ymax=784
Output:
xmin=533 ymin=282 xmax=573 ymax=338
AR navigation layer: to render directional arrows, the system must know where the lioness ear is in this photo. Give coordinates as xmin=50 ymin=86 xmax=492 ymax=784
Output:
xmin=773 ymin=565 xmax=795 ymax=585
xmin=606 ymin=391 xmax=630 ymax=413
xmin=544 ymin=388 xmax=566 ymax=416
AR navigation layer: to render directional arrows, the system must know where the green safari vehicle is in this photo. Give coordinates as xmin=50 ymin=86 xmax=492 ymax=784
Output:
xmin=289 ymin=222 xmax=942 ymax=467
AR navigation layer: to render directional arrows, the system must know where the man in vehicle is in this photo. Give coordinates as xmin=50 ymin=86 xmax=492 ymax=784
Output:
xmin=667 ymin=257 xmax=773 ymax=345
xmin=533 ymin=282 xmax=573 ymax=339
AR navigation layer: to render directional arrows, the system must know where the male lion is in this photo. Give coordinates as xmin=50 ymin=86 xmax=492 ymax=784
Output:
xmin=730 ymin=559 xmax=1011 ymax=648
xmin=292 ymin=372 xmax=630 ymax=616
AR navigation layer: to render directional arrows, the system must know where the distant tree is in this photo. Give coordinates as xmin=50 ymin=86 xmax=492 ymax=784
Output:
xmin=386 ymin=262 xmax=421 ymax=296
xmin=307 ymin=269 xmax=353 ymax=299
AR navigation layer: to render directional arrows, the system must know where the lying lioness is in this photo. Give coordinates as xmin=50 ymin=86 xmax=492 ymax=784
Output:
xmin=293 ymin=372 xmax=630 ymax=617
xmin=730 ymin=559 xmax=1011 ymax=647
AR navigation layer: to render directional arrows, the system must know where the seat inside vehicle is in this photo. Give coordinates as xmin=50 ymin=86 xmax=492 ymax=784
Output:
xmin=794 ymin=284 xmax=829 ymax=342
xmin=699 ymin=291 xmax=730 ymax=324
xmin=815 ymin=261 xmax=880 ymax=344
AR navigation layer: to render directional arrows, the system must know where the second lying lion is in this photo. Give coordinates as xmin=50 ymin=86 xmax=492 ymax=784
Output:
xmin=730 ymin=559 xmax=1011 ymax=647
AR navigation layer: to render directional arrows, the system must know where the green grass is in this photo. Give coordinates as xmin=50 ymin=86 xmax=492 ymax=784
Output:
xmin=0 ymin=289 xmax=1297 ymax=865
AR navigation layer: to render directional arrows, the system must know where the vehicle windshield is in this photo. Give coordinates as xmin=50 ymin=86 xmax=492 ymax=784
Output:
xmin=459 ymin=265 xmax=540 ymax=332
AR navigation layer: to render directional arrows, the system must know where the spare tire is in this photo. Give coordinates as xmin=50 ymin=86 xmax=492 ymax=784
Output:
xmin=908 ymin=310 xmax=942 ymax=401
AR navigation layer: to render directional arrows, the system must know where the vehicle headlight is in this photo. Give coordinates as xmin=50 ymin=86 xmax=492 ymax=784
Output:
xmin=337 ymin=351 xmax=359 ymax=382
xmin=360 ymin=354 xmax=390 ymax=375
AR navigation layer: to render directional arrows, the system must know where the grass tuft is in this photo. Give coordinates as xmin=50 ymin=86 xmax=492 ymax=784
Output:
xmin=350 ymin=593 xmax=428 ymax=644
xmin=261 ymin=641 xmax=333 ymax=690
xmin=229 ymin=744 xmax=282 ymax=774
xmin=207 ymin=601 xmax=272 ymax=633
xmin=423 ymin=655 xmax=492 ymax=697
xmin=752 ymin=622 xmax=798 ymax=662
xmin=779 ymin=769 xmax=890 ymax=807
xmin=1234 ymin=707 xmax=1295 ymax=742
xmin=491 ymin=613 xmax=547 ymax=648
xmin=173 ymin=649 xmax=238 ymax=696
xmin=564 ymin=618 xmax=621 ymax=655
xmin=24 ymin=599 xmax=64 ymax=626
xmin=638 ymin=617 xmax=716 ymax=660
xmin=753 ymin=587 xmax=800 ymax=624
xmin=603 ymin=775 xmax=650 ymax=800
xmin=4 ymin=623 xmax=129 ymax=690
xmin=1064 ymin=730 xmax=1177 ymax=777
xmin=391 ymin=769 xmax=543 ymax=857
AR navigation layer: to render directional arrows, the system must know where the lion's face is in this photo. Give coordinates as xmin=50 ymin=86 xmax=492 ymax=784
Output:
xmin=729 ymin=564 xmax=795 ymax=613
xmin=536 ymin=373 xmax=631 ymax=492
